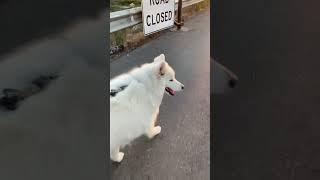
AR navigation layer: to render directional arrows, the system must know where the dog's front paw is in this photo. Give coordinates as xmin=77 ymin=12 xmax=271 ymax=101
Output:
xmin=147 ymin=126 xmax=161 ymax=139
xmin=111 ymin=152 xmax=124 ymax=163
xmin=153 ymin=126 xmax=161 ymax=135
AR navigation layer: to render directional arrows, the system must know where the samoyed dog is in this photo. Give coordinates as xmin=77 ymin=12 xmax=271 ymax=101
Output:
xmin=110 ymin=54 xmax=184 ymax=162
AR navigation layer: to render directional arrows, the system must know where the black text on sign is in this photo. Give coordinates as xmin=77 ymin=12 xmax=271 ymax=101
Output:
xmin=142 ymin=0 xmax=175 ymax=35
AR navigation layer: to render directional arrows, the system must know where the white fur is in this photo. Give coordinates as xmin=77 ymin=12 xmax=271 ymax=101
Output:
xmin=110 ymin=54 xmax=184 ymax=162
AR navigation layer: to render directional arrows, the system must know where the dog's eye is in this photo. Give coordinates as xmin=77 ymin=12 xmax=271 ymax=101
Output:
xmin=169 ymin=79 xmax=173 ymax=81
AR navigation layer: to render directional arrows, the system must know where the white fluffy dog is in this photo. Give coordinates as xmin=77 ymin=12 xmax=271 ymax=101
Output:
xmin=110 ymin=54 xmax=184 ymax=162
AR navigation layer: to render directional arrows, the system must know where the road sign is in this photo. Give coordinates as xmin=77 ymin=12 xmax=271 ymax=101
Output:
xmin=142 ymin=0 xmax=175 ymax=36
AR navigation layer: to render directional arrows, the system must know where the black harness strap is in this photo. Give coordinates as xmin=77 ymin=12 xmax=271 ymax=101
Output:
xmin=110 ymin=85 xmax=128 ymax=97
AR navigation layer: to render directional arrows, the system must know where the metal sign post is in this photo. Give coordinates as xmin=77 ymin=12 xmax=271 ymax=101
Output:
xmin=175 ymin=0 xmax=184 ymax=30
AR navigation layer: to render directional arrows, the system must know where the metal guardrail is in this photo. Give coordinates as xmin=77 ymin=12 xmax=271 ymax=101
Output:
xmin=110 ymin=0 xmax=205 ymax=33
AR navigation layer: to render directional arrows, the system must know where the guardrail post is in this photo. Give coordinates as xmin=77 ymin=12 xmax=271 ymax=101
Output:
xmin=129 ymin=3 xmax=135 ymax=22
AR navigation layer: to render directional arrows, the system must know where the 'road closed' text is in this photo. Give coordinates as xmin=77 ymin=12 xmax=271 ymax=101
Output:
xmin=143 ymin=0 xmax=175 ymax=35
xmin=146 ymin=11 xmax=173 ymax=26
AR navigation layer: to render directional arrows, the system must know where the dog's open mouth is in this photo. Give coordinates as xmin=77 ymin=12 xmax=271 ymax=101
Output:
xmin=165 ymin=87 xmax=176 ymax=96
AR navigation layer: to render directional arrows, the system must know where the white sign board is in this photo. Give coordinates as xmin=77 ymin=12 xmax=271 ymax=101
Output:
xmin=142 ymin=0 xmax=175 ymax=36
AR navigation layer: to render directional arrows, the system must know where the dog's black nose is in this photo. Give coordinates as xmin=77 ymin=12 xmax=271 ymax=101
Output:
xmin=181 ymin=86 xmax=184 ymax=90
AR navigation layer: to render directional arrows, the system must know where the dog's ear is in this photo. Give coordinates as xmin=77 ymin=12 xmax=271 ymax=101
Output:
xmin=158 ymin=61 xmax=166 ymax=76
xmin=154 ymin=54 xmax=166 ymax=62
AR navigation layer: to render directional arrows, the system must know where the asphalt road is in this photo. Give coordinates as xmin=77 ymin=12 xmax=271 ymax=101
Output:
xmin=110 ymin=9 xmax=210 ymax=179
xmin=213 ymin=1 xmax=320 ymax=179
xmin=0 ymin=14 xmax=108 ymax=180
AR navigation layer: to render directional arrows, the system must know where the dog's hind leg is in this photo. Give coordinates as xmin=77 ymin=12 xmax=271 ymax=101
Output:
xmin=110 ymin=147 xmax=124 ymax=163
xmin=146 ymin=108 xmax=161 ymax=139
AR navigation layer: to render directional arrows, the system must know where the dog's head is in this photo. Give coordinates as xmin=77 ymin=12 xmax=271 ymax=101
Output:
xmin=153 ymin=54 xmax=184 ymax=96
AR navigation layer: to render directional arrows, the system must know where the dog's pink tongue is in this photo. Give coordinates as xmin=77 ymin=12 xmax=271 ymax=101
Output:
xmin=170 ymin=89 xmax=176 ymax=95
